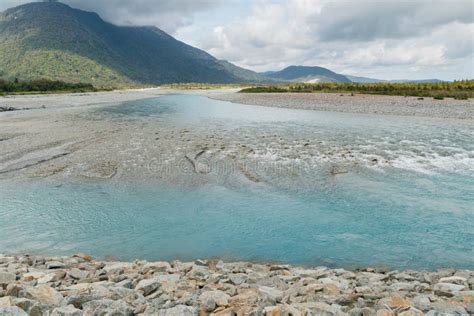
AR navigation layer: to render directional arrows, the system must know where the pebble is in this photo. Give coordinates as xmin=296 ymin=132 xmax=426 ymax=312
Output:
xmin=0 ymin=253 xmax=472 ymax=315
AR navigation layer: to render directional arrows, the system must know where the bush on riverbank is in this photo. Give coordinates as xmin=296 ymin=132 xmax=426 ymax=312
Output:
xmin=240 ymin=80 xmax=474 ymax=99
xmin=0 ymin=78 xmax=99 ymax=94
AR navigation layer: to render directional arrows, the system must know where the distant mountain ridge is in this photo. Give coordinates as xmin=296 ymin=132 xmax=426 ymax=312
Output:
xmin=0 ymin=2 xmax=266 ymax=87
xmin=345 ymin=75 xmax=445 ymax=83
xmin=262 ymin=66 xmax=351 ymax=83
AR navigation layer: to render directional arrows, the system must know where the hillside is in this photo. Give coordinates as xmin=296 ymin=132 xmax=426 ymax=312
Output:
xmin=263 ymin=66 xmax=351 ymax=83
xmin=0 ymin=2 xmax=265 ymax=87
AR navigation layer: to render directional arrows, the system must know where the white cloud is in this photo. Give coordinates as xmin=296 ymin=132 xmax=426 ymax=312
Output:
xmin=188 ymin=0 xmax=473 ymax=80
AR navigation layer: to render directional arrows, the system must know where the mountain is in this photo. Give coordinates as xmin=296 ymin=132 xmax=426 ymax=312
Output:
xmin=0 ymin=2 xmax=265 ymax=87
xmin=344 ymin=75 xmax=385 ymax=83
xmin=345 ymin=75 xmax=445 ymax=84
xmin=263 ymin=66 xmax=351 ymax=83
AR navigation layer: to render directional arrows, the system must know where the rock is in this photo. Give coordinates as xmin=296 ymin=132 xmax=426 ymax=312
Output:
xmin=65 ymin=294 xmax=103 ymax=309
xmin=0 ymin=296 xmax=14 ymax=307
xmin=298 ymin=302 xmax=346 ymax=316
xmin=135 ymin=278 xmax=161 ymax=296
xmin=467 ymin=302 xmax=474 ymax=314
xmin=228 ymin=273 xmax=248 ymax=285
xmin=229 ymin=288 xmax=258 ymax=306
xmin=28 ymin=303 xmax=51 ymax=316
xmin=143 ymin=262 xmax=172 ymax=273
xmin=258 ymin=286 xmax=284 ymax=304
xmin=323 ymin=283 xmax=341 ymax=296
xmin=438 ymin=276 xmax=467 ymax=285
xmin=46 ymin=261 xmax=66 ymax=269
xmin=378 ymin=295 xmax=412 ymax=309
xmin=433 ymin=283 xmax=466 ymax=296
xmin=103 ymin=262 xmax=134 ymax=274
xmin=154 ymin=305 xmax=197 ymax=316
xmin=375 ymin=309 xmax=395 ymax=316
xmin=194 ymin=260 xmax=208 ymax=267
xmin=12 ymin=298 xmax=36 ymax=313
xmin=68 ymin=268 xmax=89 ymax=280
xmin=26 ymin=285 xmax=64 ymax=305
xmin=117 ymin=279 xmax=133 ymax=289
xmin=398 ymin=307 xmax=424 ymax=316
xmin=0 ymin=272 xmax=16 ymax=284
xmin=154 ymin=273 xmax=180 ymax=283
xmin=6 ymin=284 xmax=27 ymax=297
xmin=83 ymin=299 xmax=133 ymax=316
xmin=430 ymin=301 xmax=468 ymax=315
xmin=412 ymin=295 xmax=431 ymax=311
xmin=51 ymin=305 xmax=83 ymax=316
xmin=198 ymin=290 xmax=230 ymax=312
xmin=0 ymin=306 xmax=28 ymax=316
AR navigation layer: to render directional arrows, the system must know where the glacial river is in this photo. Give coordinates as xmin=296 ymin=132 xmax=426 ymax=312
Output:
xmin=1 ymin=94 xmax=473 ymax=269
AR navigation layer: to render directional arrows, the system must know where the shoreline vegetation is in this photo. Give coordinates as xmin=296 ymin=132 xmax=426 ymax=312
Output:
xmin=240 ymin=80 xmax=474 ymax=100
xmin=0 ymin=253 xmax=472 ymax=315
xmin=0 ymin=79 xmax=104 ymax=96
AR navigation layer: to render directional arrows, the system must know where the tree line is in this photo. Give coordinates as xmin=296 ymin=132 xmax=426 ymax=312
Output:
xmin=240 ymin=80 xmax=474 ymax=99
xmin=0 ymin=78 xmax=97 ymax=94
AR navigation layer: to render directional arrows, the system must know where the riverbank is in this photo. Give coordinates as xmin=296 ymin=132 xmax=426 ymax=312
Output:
xmin=0 ymin=254 xmax=472 ymax=315
xmin=210 ymin=92 xmax=474 ymax=120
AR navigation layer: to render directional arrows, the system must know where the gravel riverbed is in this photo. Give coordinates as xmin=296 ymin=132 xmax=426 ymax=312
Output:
xmin=210 ymin=93 xmax=474 ymax=120
xmin=0 ymin=254 xmax=472 ymax=315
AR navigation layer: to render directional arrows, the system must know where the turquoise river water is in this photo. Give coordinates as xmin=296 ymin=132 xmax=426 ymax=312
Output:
xmin=0 ymin=95 xmax=473 ymax=270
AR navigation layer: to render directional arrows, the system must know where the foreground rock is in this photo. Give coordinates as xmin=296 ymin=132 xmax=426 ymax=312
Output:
xmin=0 ymin=254 xmax=472 ymax=315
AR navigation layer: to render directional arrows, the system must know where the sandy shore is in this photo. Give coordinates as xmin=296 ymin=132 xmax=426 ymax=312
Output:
xmin=210 ymin=92 xmax=474 ymax=120
xmin=0 ymin=254 xmax=472 ymax=315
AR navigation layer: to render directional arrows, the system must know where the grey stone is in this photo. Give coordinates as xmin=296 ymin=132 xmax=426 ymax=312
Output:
xmin=0 ymin=272 xmax=16 ymax=284
xmin=198 ymin=290 xmax=230 ymax=312
xmin=66 ymin=294 xmax=103 ymax=309
xmin=51 ymin=305 xmax=83 ymax=316
xmin=135 ymin=278 xmax=161 ymax=296
xmin=0 ymin=306 xmax=28 ymax=316
xmin=68 ymin=268 xmax=88 ymax=280
xmin=116 ymin=279 xmax=133 ymax=289
xmin=430 ymin=302 xmax=468 ymax=315
xmin=413 ymin=295 xmax=431 ymax=311
xmin=46 ymin=261 xmax=66 ymax=269
xmin=155 ymin=305 xmax=198 ymax=316
xmin=438 ymin=276 xmax=467 ymax=285
xmin=83 ymin=299 xmax=133 ymax=316
xmin=12 ymin=298 xmax=36 ymax=313
xmin=433 ymin=283 xmax=466 ymax=296
xmin=228 ymin=273 xmax=248 ymax=285
xmin=258 ymin=286 xmax=284 ymax=304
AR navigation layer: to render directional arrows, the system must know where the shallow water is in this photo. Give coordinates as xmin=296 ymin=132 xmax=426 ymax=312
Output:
xmin=1 ymin=94 xmax=473 ymax=269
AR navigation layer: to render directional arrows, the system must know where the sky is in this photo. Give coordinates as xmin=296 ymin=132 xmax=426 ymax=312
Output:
xmin=1 ymin=0 xmax=473 ymax=80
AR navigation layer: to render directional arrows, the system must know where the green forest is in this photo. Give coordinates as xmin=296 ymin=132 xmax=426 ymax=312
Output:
xmin=0 ymin=78 xmax=98 ymax=95
xmin=240 ymin=80 xmax=474 ymax=99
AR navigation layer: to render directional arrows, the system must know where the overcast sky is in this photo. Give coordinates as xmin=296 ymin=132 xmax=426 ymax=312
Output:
xmin=1 ymin=0 xmax=473 ymax=80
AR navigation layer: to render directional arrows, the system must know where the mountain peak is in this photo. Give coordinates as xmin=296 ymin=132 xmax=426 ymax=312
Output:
xmin=264 ymin=65 xmax=351 ymax=83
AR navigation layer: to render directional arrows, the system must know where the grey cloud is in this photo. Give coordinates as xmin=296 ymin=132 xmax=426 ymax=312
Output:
xmin=1 ymin=0 xmax=224 ymax=33
xmin=317 ymin=0 xmax=473 ymax=41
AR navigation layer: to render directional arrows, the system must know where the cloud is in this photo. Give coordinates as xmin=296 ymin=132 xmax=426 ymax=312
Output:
xmin=317 ymin=0 xmax=473 ymax=41
xmin=190 ymin=0 xmax=473 ymax=80
xmin=0 ymin=0 xmax=224 ymax=33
